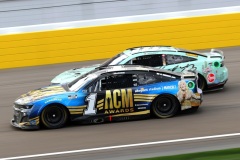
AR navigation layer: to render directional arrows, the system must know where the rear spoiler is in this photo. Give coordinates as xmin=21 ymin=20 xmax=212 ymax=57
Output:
xmin=210 ymin=49 xmax=224 ymax=59
xmin=181 ymin=71 xmax=197 ymax=80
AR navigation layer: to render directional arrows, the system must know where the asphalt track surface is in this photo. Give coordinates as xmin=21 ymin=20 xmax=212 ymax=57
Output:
xmin=0 ymin=46 xmax=240 ymax=160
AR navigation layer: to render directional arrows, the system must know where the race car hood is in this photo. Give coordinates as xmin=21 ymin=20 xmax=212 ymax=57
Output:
xmin=15 ymin=85 xmax=67 ymax=105
xmin=51 ymin=64 xmax=100 ymax=84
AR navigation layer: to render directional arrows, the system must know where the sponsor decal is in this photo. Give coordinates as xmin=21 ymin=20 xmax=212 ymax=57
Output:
xmin=29 ymin=117 xmax=39 ymax=125
xmin=177 ymin=80 xmax=201 ymax=110
xmin=163 ymin=85 xmax=176 ymax=90
xmin=202 ymin=66 xmax=212 ymax=74
xmin=104 ymin=89 xmax=134 ymax=114
xmin=82 ymin=89 xmax=134 ymax=115
xmin=68 ymin=95 xmax=78 ymax=99
xmin=135 ymin=86 xmax=176 ymax=93
xmin=187 ymin=81 xmax=195 ymax=89
xmin=135 ymin=103 xmax=148 ymax=107
xmin=30 ymin=120 xmax=37 ymax=125
xmin=135 ymin=88 xmax=148 ymax=93
xmin=207 ymin=73 xmax=215 ymax=83
xmin=82 ymin=90 xmax=87 ymax=93
xmin=138 ymin=107 xmax=147 ymax=110
xmin=213 ymin=61 xmax=220 ymax=68
xmin=149 ymin=87 xmax=161 ymax=91
xmin=45 ymin=98 xmax=62 ymax=103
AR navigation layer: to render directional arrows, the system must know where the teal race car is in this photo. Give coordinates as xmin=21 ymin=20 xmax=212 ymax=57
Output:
xmin=51 ymin=46 xmax=228 ymax=90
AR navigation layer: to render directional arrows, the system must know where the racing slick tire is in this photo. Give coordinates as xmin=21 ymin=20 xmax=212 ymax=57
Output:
xmin=152 ymin=94 xmax=179 ymax=118
xmin=198 ymin=74 xmax=206 ymax=90
xmin=41 ymin=105 xmax=68 ymax=129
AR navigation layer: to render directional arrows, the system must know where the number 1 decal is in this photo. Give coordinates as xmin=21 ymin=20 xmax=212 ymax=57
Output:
xmin=84 ymin=93 xmax=97 ymax=115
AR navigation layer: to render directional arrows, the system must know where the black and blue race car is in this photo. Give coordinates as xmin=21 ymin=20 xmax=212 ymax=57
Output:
xmin=12 ymin=65 xmax=202 ymax=130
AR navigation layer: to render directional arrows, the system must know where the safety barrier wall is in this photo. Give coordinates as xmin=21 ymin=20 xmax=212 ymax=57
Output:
xmin=0 ymin=12 xmax=239 ymax=69
xmin=1 ymin=0 xmax=239 ymax=28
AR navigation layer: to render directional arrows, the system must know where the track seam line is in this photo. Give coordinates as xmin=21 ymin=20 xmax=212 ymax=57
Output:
xmin=1 ymin=133 xmax=240 ymax=160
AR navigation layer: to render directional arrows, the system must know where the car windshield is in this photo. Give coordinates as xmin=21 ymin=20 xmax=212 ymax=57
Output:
xmin=68 ymin=73 xmax=98 ymax=92
xmin=100 ymin=52 xmax=128 ymax=67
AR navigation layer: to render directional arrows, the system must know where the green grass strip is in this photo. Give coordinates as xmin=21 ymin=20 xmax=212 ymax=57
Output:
xmin=136 ymin=148 xmax=240 ymax=160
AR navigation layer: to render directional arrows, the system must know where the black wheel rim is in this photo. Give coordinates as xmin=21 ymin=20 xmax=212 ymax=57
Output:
xmin=44 ymin=106 xmax=65 ymax=126
xmin=155 ymin=97 xmax=174 ymax=115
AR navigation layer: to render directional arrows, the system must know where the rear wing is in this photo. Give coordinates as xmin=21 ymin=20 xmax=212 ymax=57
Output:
xmin=210 ymin=49 xmax=225 ymax=59
xmin=181 ymin=71 xmax=197 ymax=80
xmin=211 ymin=49 xmax=224 ymax=56
xmin=181 ymin=72 xmax=202 ymax=93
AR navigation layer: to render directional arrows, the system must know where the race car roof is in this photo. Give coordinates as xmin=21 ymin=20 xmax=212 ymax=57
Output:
xmin=92 ymin=65 xmax=182 ymax=77
xmin=123 ymin=46 xmax=207 ymax=57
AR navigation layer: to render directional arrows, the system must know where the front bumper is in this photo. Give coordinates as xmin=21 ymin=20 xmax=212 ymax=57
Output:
xmin=11 ymin=119 xmax=39 ymax=130
xmin=11 ymin=106 xmax=40 ymax=130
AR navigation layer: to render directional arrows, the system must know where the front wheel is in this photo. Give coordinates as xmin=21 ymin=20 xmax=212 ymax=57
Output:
xmin=41 ymin=105 xmax=68 ymax=129
xmin=152 ymin=95 xmax=179 ymax=118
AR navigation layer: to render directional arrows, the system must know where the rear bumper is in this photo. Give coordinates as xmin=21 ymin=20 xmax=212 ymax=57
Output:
xmin=207 ymin=79 xmax=228 ymax=90
xmin=205 ymin=65 xmax=228 ymax=90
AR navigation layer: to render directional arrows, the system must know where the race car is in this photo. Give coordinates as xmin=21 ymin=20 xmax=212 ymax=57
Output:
xmin=51 ymin=46 xmax=228 ymax=91
xmin=12 ymin=65 xmax=202 ymax=130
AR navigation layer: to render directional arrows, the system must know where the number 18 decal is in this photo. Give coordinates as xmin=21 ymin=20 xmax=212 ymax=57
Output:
xmin=84 ymin=93 xmax=97 ymax=115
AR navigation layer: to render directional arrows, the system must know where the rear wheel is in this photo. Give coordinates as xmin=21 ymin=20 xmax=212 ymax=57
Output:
xmin=198 ymin=74 xmax=206 ymax=90
xmin=152 ymin=95 xmax=179 ymax=118
xmin=41 ymin=105 xmax=68 ymax=129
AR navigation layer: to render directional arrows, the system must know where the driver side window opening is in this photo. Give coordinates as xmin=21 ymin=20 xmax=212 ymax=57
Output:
xmin=130 ymin=54 xmax=163 ymax=67
xmin=87 ymin=73 xmax=137 ymax=92
xmin=86 ymin=71 xmax=180 ymax=92
xmin=136 ymin=71 xmax=179 ymax=85
xmin=164 ymin=54 xmax=196 ymax=65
